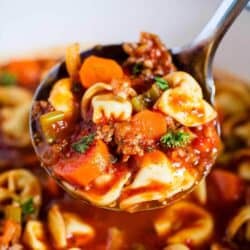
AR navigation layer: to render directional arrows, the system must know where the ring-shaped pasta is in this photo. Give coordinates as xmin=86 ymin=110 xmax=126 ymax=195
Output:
xmin=0 ymin=169 xmax=41 ymax=216
xmin=0 ymin=86 xmax=32 ymax=147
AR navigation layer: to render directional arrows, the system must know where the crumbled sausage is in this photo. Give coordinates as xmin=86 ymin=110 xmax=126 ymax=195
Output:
xmin=96 ymin=124 xmax=115 ymax=143
xmin=123 ymin=32 xmax=176 ymax=80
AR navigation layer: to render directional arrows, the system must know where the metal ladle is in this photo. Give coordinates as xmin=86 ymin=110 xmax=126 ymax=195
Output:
xmin=30 ymin=0 xmax=249 ymax=211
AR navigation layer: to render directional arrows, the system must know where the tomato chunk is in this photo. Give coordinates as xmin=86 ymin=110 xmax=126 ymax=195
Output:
xmin=54 ymin=140 xmax=110 ymax=186
xmin=7 ymin=60 xmax=41 ymax=87
xmin=207 ymin=169 xmax=244 ymax=206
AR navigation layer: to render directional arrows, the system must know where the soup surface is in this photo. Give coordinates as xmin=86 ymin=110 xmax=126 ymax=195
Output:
xmin=0 ymin=36 xmax=249 ymax=250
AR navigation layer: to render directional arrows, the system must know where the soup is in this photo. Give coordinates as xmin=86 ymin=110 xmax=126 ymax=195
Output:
xmin=0 ymin=37 xmax=249 ymax=250
xmin=31 ymin=33 xmax=219 ymax=212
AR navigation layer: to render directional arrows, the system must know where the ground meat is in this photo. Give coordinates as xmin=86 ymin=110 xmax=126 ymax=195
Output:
xmin=114 ymin=122 xmax=155 ymax=160
xmin=111 ymin=78 xmax=137 ymax=99
xmin=96 ymin=123 xmax=115 ymax=143
xmin=31 ymin=100 xmax=55 ymax=120
xmin=123 ymin=32 xmax=176 ymax=80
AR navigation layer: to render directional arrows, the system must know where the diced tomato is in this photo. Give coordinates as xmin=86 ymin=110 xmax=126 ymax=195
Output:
xmin=7 ymin=60 xmax=41 ymax=87
xmin=207 ymin=169 xmax=245 ymax=206
xmin=54 ymin=140 xmax=110 ymax=187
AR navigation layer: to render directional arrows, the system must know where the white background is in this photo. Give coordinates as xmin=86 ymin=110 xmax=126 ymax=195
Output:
xmin=0 ymin=0 xmax=249 ymax=80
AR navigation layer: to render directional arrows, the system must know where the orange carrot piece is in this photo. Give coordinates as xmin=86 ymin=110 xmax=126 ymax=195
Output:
xmin=0 ymin=220 xmax=20 ymax=245
xmin=7 ymin=60 xmax=41 ymax=87
xmin=132 ymin=110 xmax=167 ymax=139
xmin=79 ymin=56 xmax=123 ymax=88
xmin=54 ymin=140 xmax=110 ymax=186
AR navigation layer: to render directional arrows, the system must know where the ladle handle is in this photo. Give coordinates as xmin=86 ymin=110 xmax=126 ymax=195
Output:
xmin=194 ymin=0 xmax=249 ymax=52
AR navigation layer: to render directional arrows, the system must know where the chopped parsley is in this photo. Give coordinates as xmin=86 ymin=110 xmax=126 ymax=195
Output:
xmin=72 ymin=133 xmax=95 ymax=153
xmin=160 ymin=131 xmax=191 ymax=148
xmin=132 ymin=63 xmax=143 ymax=75
xmin=0 ymin=71 xmax=17 ymax=86
xmin=21 ymin=198 xmax=36 ymax=217
xmin=154 ymin=76 xmax=169 ymax=90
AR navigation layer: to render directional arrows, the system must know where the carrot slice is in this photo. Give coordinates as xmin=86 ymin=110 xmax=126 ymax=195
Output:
xmin=0 ymin=220 xmax=20 ymax=245
xmin=7 ymin=60 xmax=41 ymax=87
xmin=79 ymin=56 xmax=123 ymax=88
xmin=54 ymin=140 xmax=110 ymax=187
xmin=132 ymin=110 xmax=167 ymax=139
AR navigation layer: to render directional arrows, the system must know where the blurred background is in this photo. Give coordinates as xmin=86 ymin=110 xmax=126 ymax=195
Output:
xmin=0 ymin=0 xmax=249 ymax=80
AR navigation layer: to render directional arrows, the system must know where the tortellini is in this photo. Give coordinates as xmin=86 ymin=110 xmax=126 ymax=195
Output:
xmin=81 ymin=82 xmax=112 ymax=120
xmin=64 ymin=170 xmax=131 ymax=207
xmin=119 ymin=151 xmax=196 ymax=211
xmin=92 ymin=93 xmax=132 ymax=123
xmin=154 ymin=201 xmax=213 ymax=247
xmin=81 ymin=82 xmax=132 ymax=123
xmin=65 ymin=43 xmax=81 ymax=78
xmin=0 ymin=86 xmax=32 ymax=147
xmin=154 ymin=71 xmax=217 ymax=127
xmin=48 ymin=78 xmax=76 ymax=118
xmin=0 ymin=169 xmax=41 ymax=216
xmin=22 ymin=220 xmax=48 ymax=250
xmin=47 ymin=204 xmax=95 ymax=248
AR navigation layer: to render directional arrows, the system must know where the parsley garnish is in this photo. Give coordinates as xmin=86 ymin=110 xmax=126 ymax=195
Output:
xmin=160 ymin=131 xmax=191 ymax=148
xmin=132 ymin=63 xmax=143 ymax=75
xmin=72 ymin=133 xmax=95 ymax=153
xmin=0 ymin=71 xmax=17 ymax=86
xmin=154 ymin=76 xmax=169 ymax=90
xmin=21 ymin=198 xmax=35 ymax=217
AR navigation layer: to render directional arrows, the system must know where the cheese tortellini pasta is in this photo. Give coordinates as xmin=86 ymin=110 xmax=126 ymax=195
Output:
xmin=120 ymin=151 xmax=196 ymax=211
xmin=64 ymin=169 xmax=131 ymax=207
xmin=154 ymin=71 xmax=217 ymax=127
xmin=154 ymin=201 xmax=214 ymax=247
xmin=48 ymin=204 xmax=95 ymax=248
xmin=23 ymin=220 xmax=48 ymax=250
xmin=81 ymin=82 xmax=133 ymax=123
xmin=48 ymin=78 xmax=76 ymax=119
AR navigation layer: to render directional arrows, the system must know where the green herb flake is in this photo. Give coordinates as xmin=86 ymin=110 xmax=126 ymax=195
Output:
xmin=132 ymin=63 xmax=143 ymax=75
xmin=72 ymin=133 xmax=95 ymax=153
xmin=160 ymin=131 xmax=191 ymax=148
xmin=0 ymin=71 xmax=17 ymax=86
xmin=154 ymin=76 xmax=169 ymax=91
xmin=21 ymin=198 xmax=35 ymax=217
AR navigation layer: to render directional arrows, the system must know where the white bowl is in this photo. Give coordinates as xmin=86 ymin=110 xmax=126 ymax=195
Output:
xmin=0 ymin=0 xmax=249 ymax=80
